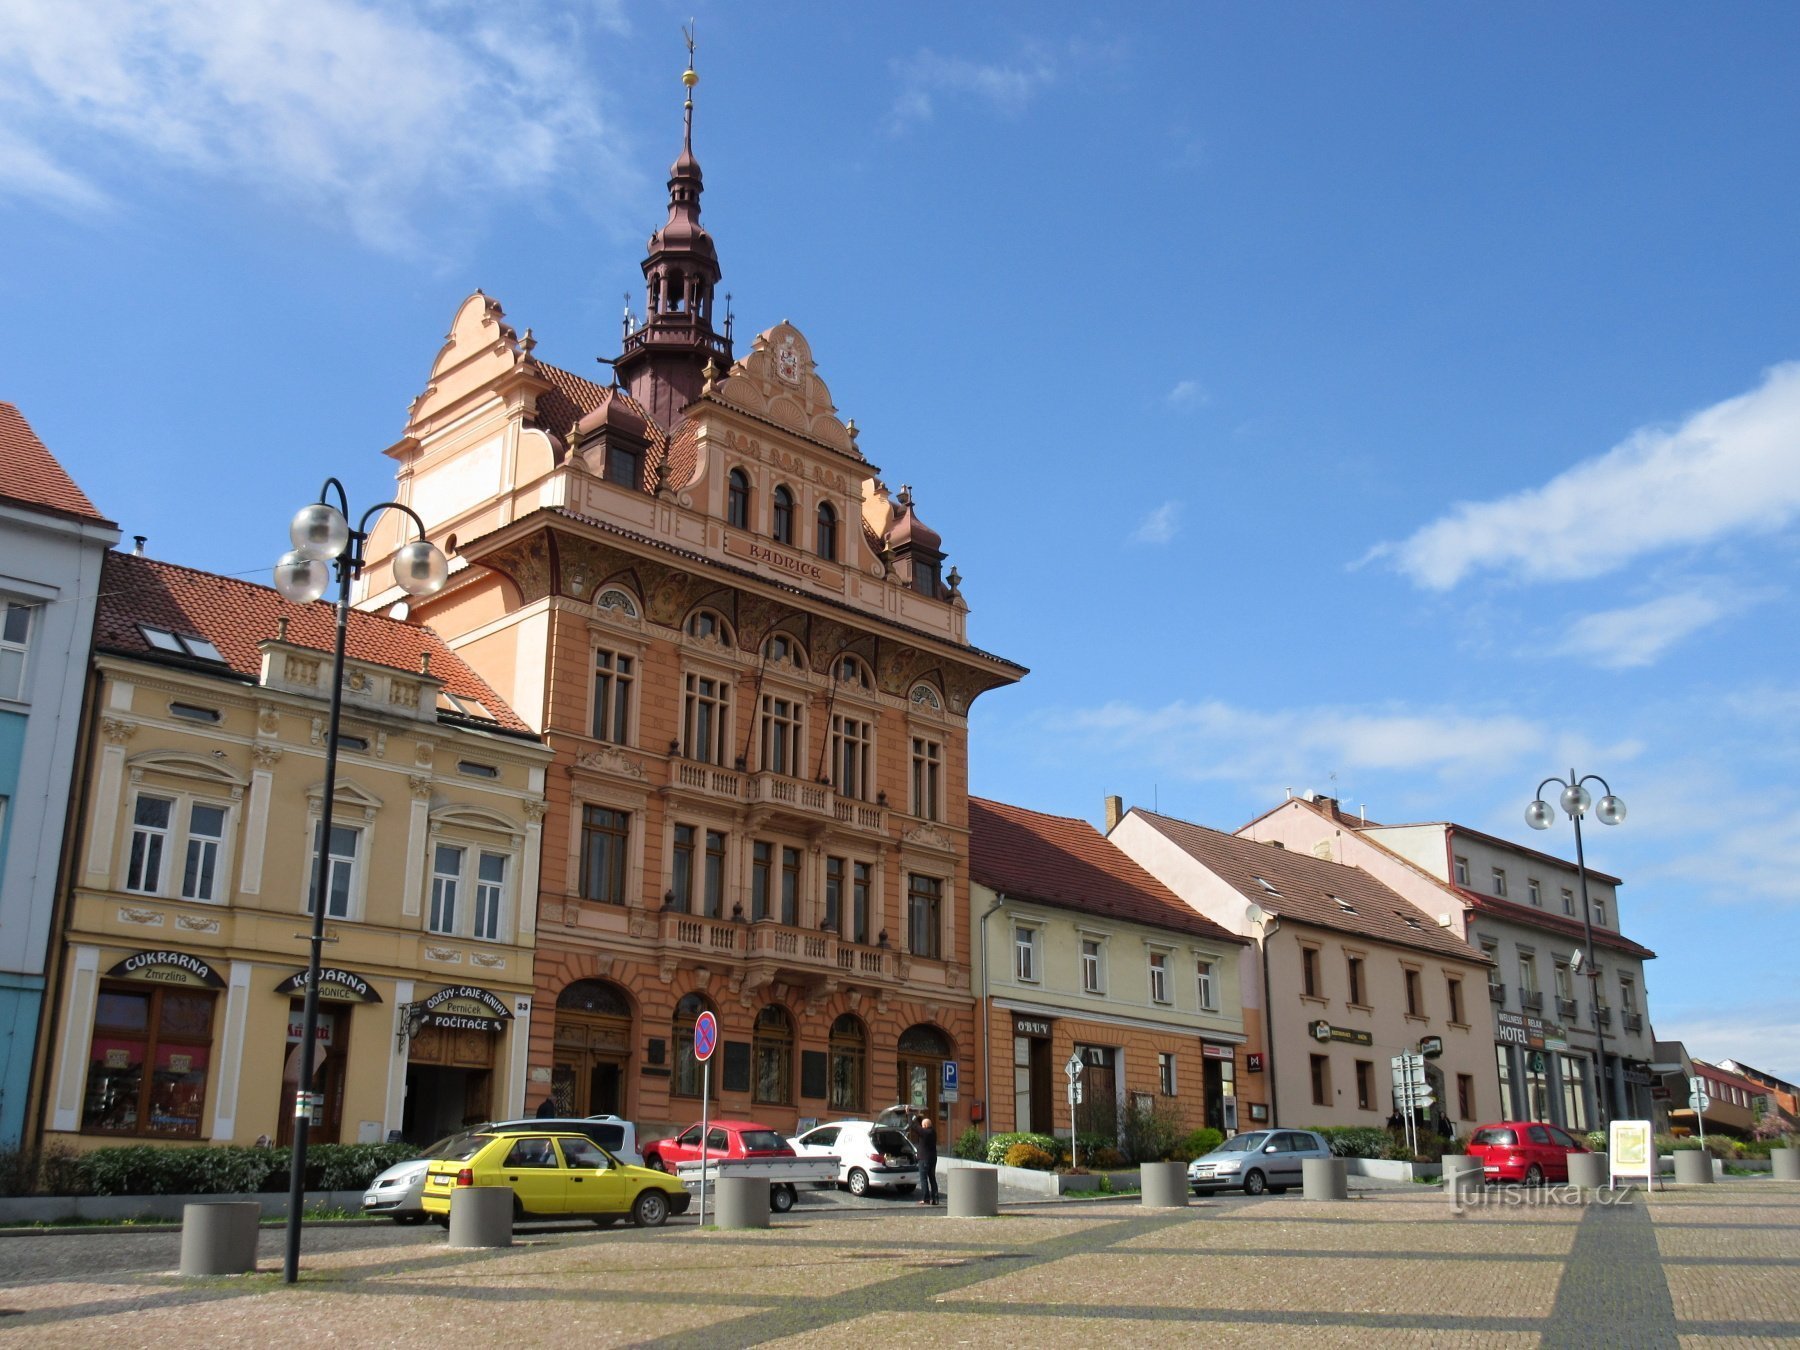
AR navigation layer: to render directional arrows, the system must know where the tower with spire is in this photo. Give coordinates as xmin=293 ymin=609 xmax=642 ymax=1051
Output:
xmin=614 ymin=30 xmax=731 ymax=430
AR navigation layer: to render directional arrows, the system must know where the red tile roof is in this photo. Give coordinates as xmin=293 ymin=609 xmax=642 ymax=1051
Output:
xmin=970 ymin=798 xmax=1245 ymax=944
xmin=0 ymin=402 xmax=114 ymax=524
xmin=1691 ymin=1059 xmax=1766 ymax=1097
xmin=1132 ymin=808 xmax=1489 ymax=964
xmin=1452 ymin=887 xmax=1657 ymax=960
xmin=95 ymin=552 xmax=533 ymax=734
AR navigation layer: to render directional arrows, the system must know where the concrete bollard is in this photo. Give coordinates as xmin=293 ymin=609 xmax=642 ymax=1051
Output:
xmin=1302 ymin=1157 xmax=1348 ymax=1201
xmin=1773 ymin=1149 xmax=1800 ymax=1181
xmin=1139 ymin=1161 xmax=1189 ymax=1208
xmin=714 ymin=1176 xmax=771 ymax=1229
xmin=448 ymin=1186 xmax=514 ymax=1247
xmin=1440 ymin=1153 xmax=1482 ymax=1198
xmin=179 ymin=1201 xmax=261 ymax=1277
xmin=1673 ymin=1150 xmax=1714 ymax=1185
xmin=1566 ymin=1152 xmax=1607 ymax=1190
xmin=948 ymin=1166 xmax=1000 ymax=1217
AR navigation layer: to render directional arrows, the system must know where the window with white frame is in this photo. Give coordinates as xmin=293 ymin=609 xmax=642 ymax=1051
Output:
xmin=1196 ymin=958 xmax=1218 ymax=1011
xmin=682 ymin=673 xmax=731 ymax=764
xmin=1014 ymin=925 xmax=1038 ymax=982
xmin=1453 ymin=855 xmax=1470 ymax=886
xmin=1591 ymin=897 xmax=1608 ymax=927
xmin=1491 ymin=866 xmax=1507 ymax=897
xmin=307 ymin=822 xmax=360 ymax=918
xmin=831 ymin=714 xmax=874 ymax=801
xmin=1148 ymin=950 xmax=1170 ymax=1004
xmin=473 ymin=851 xmax=506 ymax=940
xmin=910 ymin=737 xmax=941 ymax=820
xmin=1527 ymin=878 xmax=1542 ymax=907
xmin=1618 ymin=974 xmax=1638 ymax=1015
xmin=1081 ymin=938 xmax=1104 ymax=994
xmin=430 ymin=844 xmax=462 ymax=934
xmin=591 ymin=649 xmax=634 ymax=745
xmin=126 ymin=793 xmax=230 ymax=903
xmin=0 ymin=600 xmax=32 ymax=701
xmin=907 ymin=873 xmax=943 ymax=959
xmin=1560 ymin=887 xmax=1575 ymax=915
xmin=759 ymin=693 xmax=804 ymax=777
xmin=1158 ymin=1051 xmax=1177 ymax=1096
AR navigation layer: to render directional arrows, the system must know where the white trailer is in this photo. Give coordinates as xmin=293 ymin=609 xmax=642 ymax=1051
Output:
xmin=675 ymin=1156 xmax=840 ymax=1213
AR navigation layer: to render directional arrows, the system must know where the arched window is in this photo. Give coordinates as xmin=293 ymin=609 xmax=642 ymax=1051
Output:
xmin=557 ymin=979 xmax=633 ymax=1016
xmin=727 ymin=468 xmax=750 ymax=530
xmin=828 ymin=1013 xmax=866 ymax=1113
xmin=752 ymin=1004 xmax=793 ymax=1105
xmin=687 ymin=609 xmax=733 ymax=645
xmin=898 ymin=1023 xmax=953 ymax=1057
xmin=771 ymin=485 xmax=795 ymax=545
xmin=762 ymin=634 xmax=805 ymax=669
xmin=834 ymin=654 xmax=872 ymax=689
xmin=672 ymin=992 xmax=713 ymax=1098
xmin=815 ymin=501 xmax=837 ymax=560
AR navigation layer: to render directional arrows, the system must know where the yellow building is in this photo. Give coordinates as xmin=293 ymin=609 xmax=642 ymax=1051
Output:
xmin=969 ymin=798 xmax=1252 ymax=1144
xmin=33 ymin=552 xmax=552 ymax=1150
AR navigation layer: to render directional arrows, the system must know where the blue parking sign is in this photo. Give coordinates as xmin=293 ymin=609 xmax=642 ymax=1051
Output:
xmin=941 ymin=1060 xmax=959 ymax=1100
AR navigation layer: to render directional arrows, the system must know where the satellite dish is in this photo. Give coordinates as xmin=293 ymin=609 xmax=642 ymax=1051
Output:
xmin=1245 ymin=903 xmax=1266 ymax=928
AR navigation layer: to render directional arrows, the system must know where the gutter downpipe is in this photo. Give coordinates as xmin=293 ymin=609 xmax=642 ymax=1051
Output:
xmin=1259 ymin=917 xmax=1281 ymax=1128
xmin=979 ymin=894 xmax=1005 ymax=1141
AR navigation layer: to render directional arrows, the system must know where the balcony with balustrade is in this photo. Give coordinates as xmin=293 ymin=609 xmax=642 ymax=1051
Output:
xmin=662 ymin=759 xmax=889 ymax=836
xmin=657 ymin=909 xmax=898 ymax=991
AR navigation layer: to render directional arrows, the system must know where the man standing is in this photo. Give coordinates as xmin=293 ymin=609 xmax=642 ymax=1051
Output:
xmin=910 ymin=1110 xmax=940 ymax=1205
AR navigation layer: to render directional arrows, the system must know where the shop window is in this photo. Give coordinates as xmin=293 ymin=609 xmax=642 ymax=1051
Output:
xmin=727 ymin=468 xmax=750 ymax=529
xmin=82 ymin=985 xmax=214 ymax=1137
xmin=907 ymin=873 xmax=943 ymax=960
xmin=592 ymin=649 xmax=634 ymax=745
xmin=828 ymin=1014 xmax=865 ymax=1112
xmin=752 ymin=1004 xmax=793 ymax=1105
xmin=579 ymin=806 xmax=630 ymax=904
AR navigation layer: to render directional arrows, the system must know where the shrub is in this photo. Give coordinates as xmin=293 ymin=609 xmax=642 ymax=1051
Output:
xmin=1119 ymin=1098 xmax=1187 ymax=1163
xmin=1088 ymin=1147 xmax=1127 ymax=1169
xmin=1310 ymin=1126 xmax=1390 ymax=1160
xmin=1177 ymin=1127 xmax=1224 ymax=1160
xmin=952 ymin=1126 xmax=987 ymax=1162
xmin=1003 ymin=1143 xmax=1055 ymax=1171
xmin=1586 ymin=1131 xmax=1607 ymax=1151
xmin=62 ymin=1142 xmax=416 ymax=1198
xmin=985 ymin=1132 xmax=1064 ymax=1167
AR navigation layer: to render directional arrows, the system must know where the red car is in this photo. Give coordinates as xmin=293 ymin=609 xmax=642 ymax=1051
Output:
xmin=1466 ymin=1121 xmax=1590 ymax=1184
xmin=641 ymin=1119 xmax=800 ymax=1211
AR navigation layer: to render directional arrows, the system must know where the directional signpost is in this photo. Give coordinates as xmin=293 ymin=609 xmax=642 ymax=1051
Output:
xmin=1391 ymin=1052 xmax=1431 ymax=1158
xmin=694 ymin=1010 xmax=718 ymax=1223
xmin=1065 ymin=1054 xmax=1085 ymax=1171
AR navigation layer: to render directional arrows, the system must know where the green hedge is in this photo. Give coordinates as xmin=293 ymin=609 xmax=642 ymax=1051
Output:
xmin=0 ymin=1142 xmax=418 ymax=1198
xmin=985 ymin=1132 xmax=1065 ymax=1166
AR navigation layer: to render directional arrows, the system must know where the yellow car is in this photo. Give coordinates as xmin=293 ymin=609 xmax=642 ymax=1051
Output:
xmin=421 ymin=1129 xmax=690 ymax=1228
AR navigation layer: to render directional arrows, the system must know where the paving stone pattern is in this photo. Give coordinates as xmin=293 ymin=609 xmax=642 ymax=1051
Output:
xmin=0 ymin=1183 xmax=1795 ymax=1347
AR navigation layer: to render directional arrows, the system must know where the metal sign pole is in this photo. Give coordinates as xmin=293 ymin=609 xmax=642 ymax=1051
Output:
xmin=699 ymin=1058 xmax=711 ymax=1225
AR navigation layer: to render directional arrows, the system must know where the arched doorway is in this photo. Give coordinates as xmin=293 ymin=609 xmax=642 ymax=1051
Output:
xmin=897 ymin=1023 xmax=953 ymax=1123
xmin=752 ymin=1005 xmax=794 ymax=1107
xmin=552 ymin=979 xmax=634 ymax=1118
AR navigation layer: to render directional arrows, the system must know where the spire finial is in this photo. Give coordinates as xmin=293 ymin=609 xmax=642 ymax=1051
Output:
xmin=681 ymin=21 xmax=698 ymax=150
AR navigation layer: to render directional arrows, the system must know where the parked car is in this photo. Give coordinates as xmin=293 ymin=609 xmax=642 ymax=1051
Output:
xmin=484 ymin=1114 xmax=641 ymax=1167
xmin=641 ymin=1118 xmax=800 ymax=1212
xmin=362 ymin=1132 xmax=466 ymax=1223
xmin=420 ymin=1129 xmax=689 ymax=1227
xmin=1465 ymin=1121 xmax=1590 ymax=1184
xmin=1188 ymin=1129 xmax=1333 ymax=1196
xmin=792 ymin=1120 xmax=919 ymax=1196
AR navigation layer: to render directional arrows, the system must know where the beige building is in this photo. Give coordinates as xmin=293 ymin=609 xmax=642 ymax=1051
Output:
xmin=33 ymin=552 xmax=551 ymax=1150
xmin=969 ymin=798 xmax=1252 ymax=1145
xmin=1109 ymin=805 xmax=1499 ymax=1134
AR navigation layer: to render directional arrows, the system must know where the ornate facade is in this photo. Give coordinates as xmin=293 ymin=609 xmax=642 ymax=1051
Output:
xmin=356 ymin=70 xmax=1024 ymax=1138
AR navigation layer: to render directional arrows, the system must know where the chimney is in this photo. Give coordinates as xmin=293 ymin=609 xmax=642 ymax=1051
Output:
xmin=132 ymin=535 xmax=146 ymax=556
xmin=1103 ymin=795 xmax=1123 ymax=833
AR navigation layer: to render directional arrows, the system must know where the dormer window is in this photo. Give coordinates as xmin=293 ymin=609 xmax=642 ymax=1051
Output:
xmin=604 ymin=441 xmax=644 ymax=490
xmin=912 ymin=557 xmax=941 ymax=598
xmin=815 ymin=501 xmax=838 ymax=561
xmin=772 ymin=485 xmax=795 ymax=545
xmin=727 ymin=468 xmax=750 ymax=529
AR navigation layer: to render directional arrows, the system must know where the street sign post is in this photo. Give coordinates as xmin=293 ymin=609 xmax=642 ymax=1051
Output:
xmin=942 ymin=1060 xmax=960 ymax=1103
xmin=1065 ymin=1054 xmax=1084 ymax=1081
xmin=1065 ymin=1054 xmax=1085 ymax=1169
xmin=694 ymin=1010 xmax=718 ymax=1223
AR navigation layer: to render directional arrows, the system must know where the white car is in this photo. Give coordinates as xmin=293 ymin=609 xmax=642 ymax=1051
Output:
xmin=792 ymin=1120 xmax=919 ymax=1196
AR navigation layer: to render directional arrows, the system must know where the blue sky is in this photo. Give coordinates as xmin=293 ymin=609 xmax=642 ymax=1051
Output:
xmin=4 ymin=2 xmax=1796 ymax=1081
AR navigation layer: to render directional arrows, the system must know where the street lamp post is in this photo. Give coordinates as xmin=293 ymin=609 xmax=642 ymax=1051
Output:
xmin=1525 ymin=771 xmax=1626 ymax=1131
xmin=273 ymin=478 xmax=446 ymax=1284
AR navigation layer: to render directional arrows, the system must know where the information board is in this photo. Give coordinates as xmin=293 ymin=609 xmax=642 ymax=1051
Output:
xmin=1608 ymin=1118 xmax=1657 ymax=1189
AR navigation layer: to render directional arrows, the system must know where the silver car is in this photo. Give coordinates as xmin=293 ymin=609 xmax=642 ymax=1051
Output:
xmin=1188 ymin=1129 xmax=1333 ymax=1196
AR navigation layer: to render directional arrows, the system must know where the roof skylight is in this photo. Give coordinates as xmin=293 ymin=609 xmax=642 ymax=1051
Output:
xmin=1254 ymin=877 xmax=1282 ymax=897
xmin=140 ymin=626 xmax=227 ymax=663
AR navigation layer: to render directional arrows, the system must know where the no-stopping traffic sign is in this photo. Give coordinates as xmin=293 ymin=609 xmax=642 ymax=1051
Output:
xmin=694 ymin=1009 xmax=718 ymax=1062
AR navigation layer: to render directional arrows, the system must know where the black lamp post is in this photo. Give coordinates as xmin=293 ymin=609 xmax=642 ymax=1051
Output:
xmin=1525 ymin=771 xmax=1626 ymax=1131
xmin=273 ymin=478 xmax=446 ymax=1284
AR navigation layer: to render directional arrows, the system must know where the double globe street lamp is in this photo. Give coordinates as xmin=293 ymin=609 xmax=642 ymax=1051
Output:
xmin=273 ymin=479 xmax=447 ymax=1284
xmin=1525 ymin=772 xmax=1626 ymax=1130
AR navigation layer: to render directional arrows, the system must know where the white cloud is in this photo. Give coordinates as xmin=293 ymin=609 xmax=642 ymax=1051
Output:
xmin=1130 ymin=501 xmax=1182 ymax=545
xmin=1555 ymin=589 xmax=1740 ymax=669
xmin=1066 ymin=699 xmax=1547 ymax=786
xmin=0 ymin=0 xmax=628 ymax=252
xmin=1370 ymin=362 xmax=1800 ymax=590
xmin=1660 ymin=1004 xmax=1800 ymax=1085
xmin=1166 ymin=378 xmax=1207 ymax=408
xmin=886 ymin=47 xmax=1056 ymax=132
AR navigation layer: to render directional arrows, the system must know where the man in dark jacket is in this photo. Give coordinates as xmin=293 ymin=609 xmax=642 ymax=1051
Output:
xmin=910 ymin=1110 xmax=940 ymax=1205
